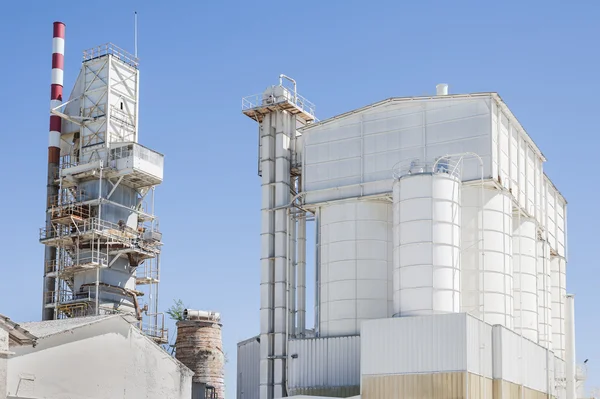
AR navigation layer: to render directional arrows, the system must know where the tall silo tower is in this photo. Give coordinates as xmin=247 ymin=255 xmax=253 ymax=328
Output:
xmin=241 ymin=76 xmax=316 ymax=399
xmin=39 ymin=22 xmax=166 ymax=343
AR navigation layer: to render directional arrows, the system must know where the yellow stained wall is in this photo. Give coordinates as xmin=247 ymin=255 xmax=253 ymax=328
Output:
xmin=362 ymin=373 xmax=550 ymax=399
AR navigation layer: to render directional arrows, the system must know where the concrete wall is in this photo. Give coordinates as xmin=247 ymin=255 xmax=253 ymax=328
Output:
xmin=0 ymin=329 xmax=8 ymax=399
xmin=7 ymin=317 xmax=192 ymax=399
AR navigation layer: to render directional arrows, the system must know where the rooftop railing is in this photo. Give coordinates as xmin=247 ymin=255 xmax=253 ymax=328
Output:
xmin=242 ymin=87 xmax=316 ymax=118
xmin=83 ymin=43 xmax=138 ymax=68
xmin=392 ymin=158 xmax=462 ymax=180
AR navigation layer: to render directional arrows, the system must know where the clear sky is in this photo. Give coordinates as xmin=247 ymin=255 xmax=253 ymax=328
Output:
xmin=1 ymin=0 xmax=599 ymax=397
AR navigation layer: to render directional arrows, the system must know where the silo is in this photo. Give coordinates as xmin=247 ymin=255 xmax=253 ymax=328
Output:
xmin=318 ymin=200 xmax=392 ymax=337
xmin=551 ymin=255 xmax=566 ymax=359
xmin=537 ymin=241 xmax=553 ymax=349
xmin=512 ymin=216 xmax=539 ymax=342
xmin=461 ymin=186 xmax=513 ymax=328
xmin=176 ymin=310 xmax=225 ymax=399
xmin=392 ymin=168 xmax=461 ymax=316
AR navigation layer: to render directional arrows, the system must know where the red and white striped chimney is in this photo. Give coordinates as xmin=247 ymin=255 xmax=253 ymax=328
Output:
xmin=49 ymin=21 xmax=65 ymax=163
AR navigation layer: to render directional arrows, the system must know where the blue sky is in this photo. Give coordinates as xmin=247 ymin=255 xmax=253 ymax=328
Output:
xmin=1 ymin=0 xmax=599 ymax=397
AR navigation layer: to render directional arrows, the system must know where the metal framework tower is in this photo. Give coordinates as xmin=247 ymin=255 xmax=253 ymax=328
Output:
xmin=242 ymin=76 xmax=315 ymax=399
xmin=40 ymin=22 xmax=167 ymax=343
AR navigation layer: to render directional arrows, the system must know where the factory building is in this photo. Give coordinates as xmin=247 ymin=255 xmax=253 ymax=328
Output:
xmin=238 ymin=80 xmax=586 ymax=399
xmin=0 ymin=313 xmax=192 ymax=399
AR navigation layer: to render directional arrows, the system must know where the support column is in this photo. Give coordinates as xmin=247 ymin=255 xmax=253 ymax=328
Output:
xmin=565 ymin=294 xmax=576 ymax=399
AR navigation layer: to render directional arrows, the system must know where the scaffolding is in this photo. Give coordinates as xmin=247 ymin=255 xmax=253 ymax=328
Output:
xmin=40 ymin=160 xmax=167 ymax=344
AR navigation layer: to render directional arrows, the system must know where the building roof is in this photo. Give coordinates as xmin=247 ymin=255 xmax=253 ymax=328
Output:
xmin=18 ymin=315 xmax=117 ymax=338
xmin=0 ymin=313 xmax=37 ymax=347
xmin=299 ymin=91 xmax=546 ymax=162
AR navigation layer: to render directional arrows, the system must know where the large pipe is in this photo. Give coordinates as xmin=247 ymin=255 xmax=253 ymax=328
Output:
xmin=259 ymin=113 xmax=276 ymax=399
xmin=184 ymin=309 xmax=221 ymax=322
xmin=297 ymin=210 xmax=306 ymax=336
xmin=43 ymin=21 xmax=65 ymax=321
xmin=566 ymin=294 xmax=576 ymax=399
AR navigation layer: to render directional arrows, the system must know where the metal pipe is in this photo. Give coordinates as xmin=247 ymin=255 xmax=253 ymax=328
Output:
xmin=43 ymin=21 xmax=66 ymax=321
xmin=566 ymin=294 xmax=576 ymax=399
xmin=279 ymin=74 xmax=297 ymax=103
xmin=297 ymin=208 xmax=306 ymax=336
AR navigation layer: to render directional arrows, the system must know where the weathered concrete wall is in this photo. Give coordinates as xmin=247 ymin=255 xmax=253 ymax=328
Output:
xmin=6 ymin=317 xmax=192 ymax=399
xmin=0 ymin=329 xmax=8 ymax=399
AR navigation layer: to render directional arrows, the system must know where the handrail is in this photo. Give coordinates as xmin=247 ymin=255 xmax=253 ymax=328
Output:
xmin=82 ymin=43 xmax=138 ymax=68
xmin=242 ymin=88 xmax=316 ymax=118
xmin=392 ymin=157 xmax=462 ymax=180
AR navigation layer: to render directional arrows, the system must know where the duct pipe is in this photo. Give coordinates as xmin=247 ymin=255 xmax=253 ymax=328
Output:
xmin=297 ymin=210 xmax=306 ymax=336
xmin=43 ymin=21 xmax=65 ymax=321
xmin=184 ymin=309 xmax=221 ymax=322
xmin=566 ymin=294 xmax=576 ymax=399
xmin=279 ymin=74 xmax=297 ymax=103
xmin=273 ymin=111 xmax=291 ymax=398
xmin=259 ymin=113 xmax=276 ymax=399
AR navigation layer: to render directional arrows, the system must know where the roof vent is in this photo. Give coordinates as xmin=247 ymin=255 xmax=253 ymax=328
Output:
xmin=436 ymin=83 xmax=449 ymax=96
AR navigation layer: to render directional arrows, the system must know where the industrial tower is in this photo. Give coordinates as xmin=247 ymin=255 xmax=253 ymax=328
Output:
xmin=40 ymin=22 xmax=167 ymax=343
xmin=242 ymin=76 xmax=315 ymax=399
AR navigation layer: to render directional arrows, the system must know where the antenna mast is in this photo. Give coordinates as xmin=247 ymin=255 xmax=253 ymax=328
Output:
xmin=134 ymin=11 xmax=138 ymax=58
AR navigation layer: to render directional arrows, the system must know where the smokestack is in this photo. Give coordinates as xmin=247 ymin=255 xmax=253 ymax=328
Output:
xmin=49 ymin=21 xmax=65 ymax=153
xmin=43 ymin=21 xmax=65 ymax=320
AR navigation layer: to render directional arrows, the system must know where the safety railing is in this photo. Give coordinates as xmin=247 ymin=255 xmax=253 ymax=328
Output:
xmin=45 ymin=289 xmax=93 ymax=305
xmin=109 ymin=143 xmax=164 ymax=175
xmin=392 ymin=157 xmax=462 ymax=180
xmin=242 ymin=88 xmax=316 ymax=117
xmin=141 ymin=313 xmax=168 ymax=343
xmin=50 ymin=203 xmax=91 ymax=222
xmin=83 ymin=43 xmax=139 ymax=68
xmin=48 ymin=189 xmax=90 ymax=207
xmin=136 ymin=259 xmax=159 ymax=283
xmin=40 ymin=217 xmax=138 ymax=242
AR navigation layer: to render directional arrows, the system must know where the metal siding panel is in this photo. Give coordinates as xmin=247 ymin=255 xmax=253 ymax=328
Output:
xmin=288 ymin=336 xmax=360 ymax=390
xmin=237 ymin=338 xmax=260 ymax=399
xmin=361 ymin=314 xmax=468 ymax=376
xmin=466 ymin=315 xmax=493 ymax=378
xmin=491 ymin=325 xmax=551 ymax=394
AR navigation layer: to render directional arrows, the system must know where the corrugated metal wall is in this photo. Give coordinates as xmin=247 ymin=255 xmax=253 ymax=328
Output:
xmin=466 ymin=314 xmax=493 ymax=378
xmin=492 ymin=325 xmax=552 ymax=394
xmin=237 ymin=337 xmax=260 ymax=399
xmin=361 ymin=314 xmax=469 ymax=376
xmin=302 ymin=97 xmax=493 ymax=204
xmin=288 ymin=336 xmax=360 ymax=392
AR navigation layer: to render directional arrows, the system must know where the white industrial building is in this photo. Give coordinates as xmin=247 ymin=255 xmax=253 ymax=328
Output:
xmin=238 ymin=80 xmax=587 ymax=399
xmin=0 ymin=313 xmax=192 ymax=399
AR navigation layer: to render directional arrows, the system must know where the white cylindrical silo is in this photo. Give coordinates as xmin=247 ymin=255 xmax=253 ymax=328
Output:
xmin=461 ymin=186 xmax=513 ymax=328
xmin=512 ymin=216 xmax=539 ymax=342
xmin=551 ymin=255 xmax=566 ymax=359
xmin=392 ymin=172 xmax=461 ymax=316
xmin=538 ymin=240 xmax=553 ymax=349
xmin=319 ymin=199 xmax=392 ymax=337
